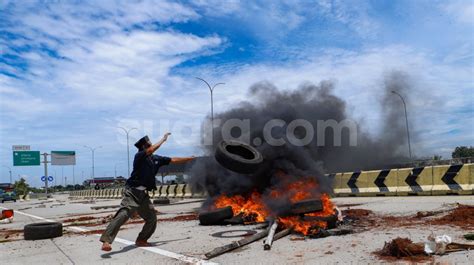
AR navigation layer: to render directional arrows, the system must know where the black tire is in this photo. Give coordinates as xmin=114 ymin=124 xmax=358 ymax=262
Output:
xmin=199 ymin=206 xmax=234 ymax=225
xmin=215 ymin=140 xmax=263 ymax=174
xmin=153 ymin=198 xmax=170 ymax=205
xmin=24 ymin=222 xmax=63 ymax=240
xmin=289 ymin=199 xmax=323 ymax=215
xmin=302 ymin=214 xmax=338 ymax=229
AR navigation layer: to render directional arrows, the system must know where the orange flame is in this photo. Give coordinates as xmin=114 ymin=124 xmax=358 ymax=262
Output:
xmin=213 ymin=177 xmax=335 ymax=235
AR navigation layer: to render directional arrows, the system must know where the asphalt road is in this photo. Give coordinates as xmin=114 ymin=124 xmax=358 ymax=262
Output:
xmin=1 ymin=194 xmax=473 ymax=264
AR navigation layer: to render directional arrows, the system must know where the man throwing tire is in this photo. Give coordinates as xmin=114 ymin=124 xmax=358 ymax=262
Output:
xmin=100 ymin=133 xmax=194 ymax=251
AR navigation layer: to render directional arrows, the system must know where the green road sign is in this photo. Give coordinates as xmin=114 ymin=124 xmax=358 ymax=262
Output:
xmin=51 ymin=151 xmax=76 ymax=165
xmin=13 ymin=151 xmax=41 ymax=166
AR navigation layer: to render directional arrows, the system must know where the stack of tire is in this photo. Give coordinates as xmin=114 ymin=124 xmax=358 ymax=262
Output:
xmin=199 ymin=140 xmax=263 ymax=225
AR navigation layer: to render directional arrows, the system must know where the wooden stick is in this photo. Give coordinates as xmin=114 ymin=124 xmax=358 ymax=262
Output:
xmin=204 ymin=229 xmax=269 ymax=259
xmin=263 ymin=220 xmax=278 ymax=250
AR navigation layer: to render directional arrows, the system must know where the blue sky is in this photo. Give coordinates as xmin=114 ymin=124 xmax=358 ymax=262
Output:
xmin=1 ymin=0 xmax=473 ymax=187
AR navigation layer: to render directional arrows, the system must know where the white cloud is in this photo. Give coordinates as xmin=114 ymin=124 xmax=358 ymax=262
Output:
xmin=440 ymin=0 xmax=474 ymax=24
xmin=315 ymin=0 xmax=380 ymax=38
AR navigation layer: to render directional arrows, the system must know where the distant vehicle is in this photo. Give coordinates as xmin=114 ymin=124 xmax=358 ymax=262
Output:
xmin=0 ymin=184 xmax=16 ymax=203
xmin=0 ymin=191 xmax=17 ymax=203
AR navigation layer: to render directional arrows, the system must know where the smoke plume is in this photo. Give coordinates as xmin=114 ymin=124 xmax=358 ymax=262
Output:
xmin=189 ymin=72 xmax=414 ymax=212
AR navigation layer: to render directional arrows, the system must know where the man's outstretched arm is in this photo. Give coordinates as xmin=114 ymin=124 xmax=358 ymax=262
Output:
xmin=170 ymin=156 xmax=195 ymax=164
xmin=145 ymin=132 xmax=171 ymax=155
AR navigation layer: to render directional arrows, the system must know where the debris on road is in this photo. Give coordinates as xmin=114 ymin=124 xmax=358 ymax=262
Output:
xmin=50 ymin=203 xmax=66 ymax=208
xmin=91 ymin=205 xmax=121 ymax=210
xmin=464 ymin=233 xmax=474 ymax=240
xmin=63 ymin=216 xmax=96 ymax=223
xmin=263 ymin=220 xmax=278 ymax=250
xmin=424 ymin=234 xmax=452 ymax=255
xmin=342 ymin=204 xmax=474 ymax=231
xmin=0 ymin=228 xmax=23 ymax=242
xmin=375 ymin=237 xmax=430 ymax=263
xmin=158 ymin=213 xmax=198 ymax=222
xmin=70 ymin=200 xmax=96 ymax=204
xmin=375 ymin=236 xmax=474 ymax=262
xmin=205 ymin=229 xmax=270 ymax=259
xmin=0 ymin=209 xmax=14 ymax=224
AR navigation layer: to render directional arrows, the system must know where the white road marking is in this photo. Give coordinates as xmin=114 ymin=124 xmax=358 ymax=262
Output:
xmin=1 ymin=206 xmax=218 ymax=265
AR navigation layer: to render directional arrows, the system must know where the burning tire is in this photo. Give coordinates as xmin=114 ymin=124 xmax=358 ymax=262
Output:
xmin=289 ymin=199 xmax=323 ymax=215
xmin=24 ymin=222 xmax=63 ymax=240
xmin=215 ymin=140 xmax=263 ymax=174
xmin=199 ymin=206 xmax=234 ymax=225
xmin=302 ymin=214 xmax=338 ymax=229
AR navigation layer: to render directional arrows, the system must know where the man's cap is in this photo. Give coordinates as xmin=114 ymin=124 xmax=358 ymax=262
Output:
xmin=134 ymin=135 xmax=152 ymax=149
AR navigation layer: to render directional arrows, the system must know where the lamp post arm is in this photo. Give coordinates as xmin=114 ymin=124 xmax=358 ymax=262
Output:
xmin=195 ymin=77 xmax=212 ymax=93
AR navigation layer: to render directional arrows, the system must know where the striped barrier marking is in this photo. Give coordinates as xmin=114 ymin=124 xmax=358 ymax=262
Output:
xmin=168 ymin=184 xmax=177 ymax=198
xmin=333 ymin=172 xmax=360 ymax=196
xmin=161 ymin=185 xmax=170 ymax=198
xmin=432 ymin=164 xmax=471 ymax=195
xmin=365 ymin=169 xmax=398 ymax=196
xmin=176 ymin=184 xmax=186 ymax=198
xmin=347 ymin=172 xmax=361 ymax=193
xmin=441 ymin=164 xmax=463 ymax=190
xmin=397 ymin=167 xmax=433 ymax=196
xmin=405 ymin=167 xmax=423 ymax=192
xmin=374 ymin=170 xmax=390 ymax=192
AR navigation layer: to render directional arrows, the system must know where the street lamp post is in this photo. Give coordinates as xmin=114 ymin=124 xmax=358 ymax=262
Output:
xmin=2 ymin=166 xmax=12 ymax=183
xmin=117 ymin=127 xmax=137 ymax=177
xmin=391 ymin=91 xmax=412 ymax=159
xmin=114 ymin=162 xmax=122 ymax=178
xmin=84 ymin=145 xmax=102 ymax=182
xmin=195 ymin=77 xmax=225 ymax=129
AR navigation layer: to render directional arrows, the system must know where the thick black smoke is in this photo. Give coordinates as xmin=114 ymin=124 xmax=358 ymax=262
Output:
xmin=189 ymin=72 xmax=414 ymax=212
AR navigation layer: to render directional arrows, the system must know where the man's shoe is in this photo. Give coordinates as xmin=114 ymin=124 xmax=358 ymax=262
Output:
xmin=101 ymin=242 xmax=112 ymax=251
xmin=135 ymin=240 xmax=152 ymax=247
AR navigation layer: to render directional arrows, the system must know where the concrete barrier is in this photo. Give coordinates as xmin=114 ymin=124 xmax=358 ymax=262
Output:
xmin=168 ymin=184 xmax=177 ymax=198
xmin=183 ymin=184 xmax=193 ymax=198
xmin=111 ymin=189 xmax=118 ymax=198
xmin=175 ymin=184 xmax=186 ymax=198
xmin=151 ymin=189 xmax=160 ymax=199
xmin=155 ymin=186 xmax=162 ymax=198
xmin=67 ymin=164 xmax=474 ymax=199
xmin=110 ymin=189 xmax=116 ymax=199
xmin=159 ymin=185 xmax=169 ymax=198
xmin=432 ymin=164 xmax=472 ymax=195
xmin=335 ymin=171 xmax=363 ymax=196
xmin=330 ymin=173 xmax=343 ymax=195
xmin=469 ymin=163 xmax=474 ymax=192
xmin=364 ymin=169 xmax=398 ymax=196
xmin=396 ymin=167 xmax=433 ymax=196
